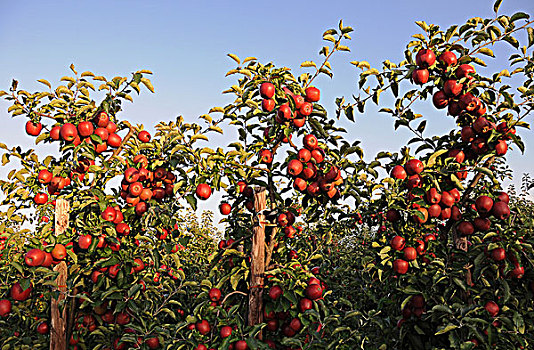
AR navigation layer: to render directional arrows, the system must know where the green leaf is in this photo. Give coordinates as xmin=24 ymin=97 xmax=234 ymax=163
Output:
xmin=510 ymin=12 xmax=529 ymax=22
xmin=435 ymin=324 xmax=458 ymax=335
xmin=493 ymin=0 xmax=503 ymax=13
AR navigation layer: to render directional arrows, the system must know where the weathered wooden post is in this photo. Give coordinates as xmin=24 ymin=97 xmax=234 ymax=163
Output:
xmin=248 ymin=187 xmax=266 ymax=335
xmin=50 ymin=198 xmax=69 ymax=350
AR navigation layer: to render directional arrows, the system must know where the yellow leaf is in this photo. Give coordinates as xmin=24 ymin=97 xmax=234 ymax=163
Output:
xmin=227 ymin=53 xmax=240 ymax=64
xmin=243 ymin=57 xmax=257 ymax=63
xmin=69 ymin=64 xmax=77 ymax=75
xmin=37 ymin=79 xmax=52 ymax=89
xmin=209 ymin=107 xmax=225 ymax=113
xmin=191 ymin=134 xmax=209 ymax=142
xmin=208 ymin=125 xmax=223 ymax=134
xmin=301 ymin=61 xmax=317 ymax=68
xmin=81 ymin=71 xmax=94 ymax=77
xmin=138 ymin=69 xmax=153 ymax=74
xmin=61 ymin=76 xmax=76 ymax=84
xmin=140 ymin=78 xmax=154 ymax=93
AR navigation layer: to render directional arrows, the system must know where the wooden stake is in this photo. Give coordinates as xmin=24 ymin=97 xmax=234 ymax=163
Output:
xmin=50 ymin=198 xmax=69 ymax=350
xmin=248 ymin=187 xmax=266 ymax=333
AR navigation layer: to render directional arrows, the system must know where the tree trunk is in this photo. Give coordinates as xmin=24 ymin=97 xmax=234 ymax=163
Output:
xmin=248 ymin=187 xmax=266 ymax=336
xmin=50 ymin=199 xmax=69 ymax=350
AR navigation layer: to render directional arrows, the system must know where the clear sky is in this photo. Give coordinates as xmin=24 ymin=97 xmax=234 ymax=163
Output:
xmin=1 ymin=0 xmax=533 ymax=217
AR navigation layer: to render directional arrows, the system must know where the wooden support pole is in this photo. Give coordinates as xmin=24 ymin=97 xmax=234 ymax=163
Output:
xmin=50 ymin=198 xmax=69 ymax=350
xmin=248 ymin=187 xmax=266 ymax=334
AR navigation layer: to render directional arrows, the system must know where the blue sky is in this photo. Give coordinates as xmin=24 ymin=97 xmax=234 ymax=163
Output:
xmin=1 ymin=0 xmax=533 ymax=211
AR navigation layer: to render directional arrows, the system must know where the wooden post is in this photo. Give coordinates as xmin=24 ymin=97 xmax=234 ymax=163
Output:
xmin=248 ymin=187 xmax=266 ymax=333
xmin=50 ymin=198 xmax=69 ymax=350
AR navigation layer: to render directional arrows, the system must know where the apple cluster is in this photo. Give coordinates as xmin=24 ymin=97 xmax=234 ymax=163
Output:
xmin=398 ymin=294 xmax=426 ymax=328
xmin=117 ymin=153 xmax=176 ymax=216
xmin=264 ymin=275 xmax=324 ymax=343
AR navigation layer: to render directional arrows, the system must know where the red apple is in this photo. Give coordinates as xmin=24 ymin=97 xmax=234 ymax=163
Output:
xmin=77 ymin=121 xmax=94 ymax=137
xmin=305 ymin=87 xmax=320 ymax=102
xmin=438 ymin=51 xmax=457 ymax=67
xmin=25 ymin=121 xmax=43 ymax=136
xmin=60 ymin=123 xmax=78 ymax=142
xmin=415 ymin=49 xmax=436 ymax=68
xmin=195 ymin=183 xmax=212 ymax=200
xmin=260 ymin=82 xmax=275 ymax=99
xmin=412 ymin=68 xmax=429 ymax=85
xmin=138 ymin=130 xmax=151 ymax=143
xmin=393 ymin=259 xmax=409 ymax=274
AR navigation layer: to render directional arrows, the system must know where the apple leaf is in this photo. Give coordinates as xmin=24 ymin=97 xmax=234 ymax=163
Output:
xmin=493 ymin=0 xmax=503 ymax=14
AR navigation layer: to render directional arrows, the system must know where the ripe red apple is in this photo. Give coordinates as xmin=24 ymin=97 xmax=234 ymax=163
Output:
xmin=37 ymin=322 xmax=49 ymax=335
xmin=496 ymin=192 xmax=509 ymax=204
xmin=425 ymin=188 xmax=441 ymax=204
xmin=457 ymin=221 xmax=474 ymax=236
xmin=138 ymin=130 xmax=151 ymax=143
xmin=390 ymin=235 xmax=406 ymax=251
xmin=128 ymin=182 xmax=143 ymax=197
xmin=49 ymin=125 xmax=61 ymax=140
xmin=208 ymin=288 xmax=221 ymax=302
xmin=406 ymin=175 xmax=422 ymax=189
xmin=413 ymin=207 xmax=428 ymax=224
xmin=495 ymin=140 xmax=508 ymax=155
xmin=0 ymin=299 xmax=12 ymax=317
xmin=107 ymin=133 xmax=122 ymax=148
xmin=305 ymin=87 xmax=320 ymax=102
xmin=34 ymin=192 xmax=48 ymax=205
xmin=405 ymin=159 xmax=424 ymax=175
xmin=220 ymin=325 xmax=232 ymax=338
xmin=458 ymin=93 xmax=478 ymax=111
xmin=415 ymin=49 xmax=436 ymax=68
xmin=25 ymin=248 xmax=46 ymax=266
xmin=440 ymin=191 xmax=455 ymax=208
xmin=51 ymin=244 xmax=67 ymax=260
xmin=132 ymin=258 xmax=144 ymax=273
xmin=94 ymin=127 xmax=109 ymax=141
xmin=299 ymin=298 xmax=313 ymax=312
xmin=195 ymin=183 xmax=212 ymax=200
xmin=456 ymin=64 xmax=476 ymax=79
xmin=145 ymin=337 xmax=160 ymax=349
xmin=259 ymin=149 xmax=273 ymax=164
xmin=403 ymin=247 xmax=417 ymax=261
xmin=297 ymin=148 xmax=312 ymax=163
xmin=260 ymin=82 xmax=275 ymax=99
xmin=77 ymin=121 xmax=94 ymax=137
xmin=432 ymin=90 xmax=449 ymax=109
xmin=393 ymin=259 xmax=409 ymax=274
xmin=438 ymin=51 xmax=457 ymax=67
xmin=412 ymin=69 xmax=429 ymax=85
xmin=25 ymin=121 xmax=43 ymax=136
xmin=78 ymin=235 xmax=92 ymax=250
xmin=305 ymin=284 xmax=323 ymax=300
xmin=60 ymin=123 xmax=78 ymax=142
xmin=443 ymin=80 xmax=463 ymax=97
xmin=303 ymin=134 xmax=318 ymax=150
xmin=461 ymin=126 xmax=476 ymax=142
xmin=311 ymin=149 xmax=325 ymax=163
xmin=135 ymin=201 xmax=148 ymax=216
xmin=473 ymin=217 xmax=490 ymax=231
xmin=10 ymin=282 xmax=32 ymax=301
xmin=94 ymin=111 xmax=110 ymax=127
xmin=492 ymin=201 xmax=510 ymax=220
xmin=277 ymin=103 xmax=292 ymax=121
xmin=485 ymin=301 xmax=499 ymax=317
xmin=491 ymin=247 xmax=506 ymax=261
xmin=262 ymin=98 xmax=275 ymax=112
xmin=510 ymin=265 xmax=524 ymax=279
xmin=219 ymin=202 xmax=231 ymax=215
xmin=287 ymin=159 xmax=303 ymax=176
xmin=196 ymin=320 xmax=211 ymax=335
xmin=235 ymin=340 xmax=249 ymax=350
xmin=448 ymin=149 xmax=465 ymax=163
xmin=37 ymin=169 xmax=53 ymax=184
xmin=475 ymin=195 xmax=494 ymax=215
xmin=101 ymin=207 xmax=117 ymax=222
xmin=293 ymin=177 xmax=307 ymax=192
xmin=391 ymin=165 xmax=407 ymax=180
xmin=299 ymin=102 xmax=313 ymax=116
xmin=269 ymin=285 xmax=283 ymax=300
